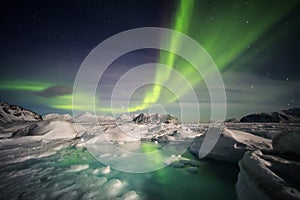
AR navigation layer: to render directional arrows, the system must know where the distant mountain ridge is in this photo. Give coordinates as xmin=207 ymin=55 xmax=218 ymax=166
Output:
xmin=74 ymin=112 xmax=115 ymax=123
xmin=1 ymin=100 xmax=299 ymax=124
xmin=132 ymin=113 xmax=178 ymax=124
xmin=240 ymin=108 xmax=300 ymax=123
xmin=0 ymin=101 xmax=42 ymax=123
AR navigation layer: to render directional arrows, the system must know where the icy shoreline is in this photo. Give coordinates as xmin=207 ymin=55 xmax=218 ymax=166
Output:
xmin=1 ymin=102 xmax=300 ymax=199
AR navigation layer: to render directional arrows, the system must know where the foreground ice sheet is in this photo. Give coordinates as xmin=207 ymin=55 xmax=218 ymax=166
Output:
xmin=237 ymin=150 xmax=300 ymax=200
xmin=189 ymin=127 xmax=272 ymax=162
xmin=0 ymin=140 xmax=238 ymax=200
xmin=1 ymin=105 xmax=299 ymax=200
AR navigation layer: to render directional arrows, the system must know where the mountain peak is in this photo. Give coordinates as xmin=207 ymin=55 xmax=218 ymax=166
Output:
xmin=0 ymin=101 xmax=42 ymax=123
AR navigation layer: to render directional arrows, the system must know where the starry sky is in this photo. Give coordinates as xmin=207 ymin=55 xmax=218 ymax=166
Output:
xmin=0 ymin=0 xmax=299 ymax=121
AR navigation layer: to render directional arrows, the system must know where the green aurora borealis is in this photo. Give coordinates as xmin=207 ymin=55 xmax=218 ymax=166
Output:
xmin=0 ymin=0 xmax=299 ymax=118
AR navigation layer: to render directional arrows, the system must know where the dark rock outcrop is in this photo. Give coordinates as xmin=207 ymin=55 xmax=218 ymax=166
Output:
xmin=132 ymin=113 xmax=151 ymax=124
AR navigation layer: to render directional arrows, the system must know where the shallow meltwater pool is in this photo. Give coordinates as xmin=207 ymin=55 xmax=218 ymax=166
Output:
xmin=0 ymin=142 xmax=239 ymax=200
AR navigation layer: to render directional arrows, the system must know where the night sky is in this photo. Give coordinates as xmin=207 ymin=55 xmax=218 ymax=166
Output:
xmin=0 ymin=0 xmax=299 ymax=121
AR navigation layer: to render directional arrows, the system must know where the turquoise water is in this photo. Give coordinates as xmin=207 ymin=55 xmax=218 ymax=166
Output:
xmin=118 ymin=152 xmax=239 ymax=200
xmin=0 ymin=145 xmax=238 ymax=200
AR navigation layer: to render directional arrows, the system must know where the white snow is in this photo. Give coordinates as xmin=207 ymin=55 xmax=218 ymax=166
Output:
xmin=43 ymin=113 xmax=72 ymax=121
xmin=100 ymin=165 xmax=111 ymax=174
xmin=74 ymin=112 xmax=98 ymax=123
xmin=236 ymin=150 xmax=300 ymax=200
xmin=68 ymin=164 xmax=89 ymax=172
xmin=41 ymin=121 xmax=77 ymax=140
xmin=121 ymin=191 xmax=141 ymax=200
xmin=116 ymin=113 xmax=133 ymax=122
xmin=189 ymin=128 xmax=272 ymax=162
xmin=273 ymin=131 xmax=300 ymax=156
xmin=1 ymin=101 xmax=300 ymax=200
xmin=74 ymin=112 xmax=115 ymax=123
xmin=0 ymin=101 xmax=42 ymax=122
xmin=103 ymin=179 xmax=125 ymax=198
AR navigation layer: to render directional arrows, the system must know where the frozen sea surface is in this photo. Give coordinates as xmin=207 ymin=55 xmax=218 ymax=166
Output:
xmin=2 ymin=121 xmax=296 ymax=200
xmin=0 ymin=140 xmax=238 ymax=200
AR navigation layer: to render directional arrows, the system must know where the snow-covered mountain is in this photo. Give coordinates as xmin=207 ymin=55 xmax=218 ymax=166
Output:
xmin=43 ymin=113 xmax=72 ymax=121
xmin=240 ymin=108 xmax=300 ymax=123
xmin=0 ymin=101 xmax=77 ymax=140
xmin=11 ymin=120 xmax=77 ymax=140
xmin=132 ymin=113 xmax=178 ymax=124
xmin=74 ymin=112 xmax=115 ymax=123
xmin=116 ymin=113 xmax=132 ymax=122
xmin=132 ymin=113 xmax=151 ymax=124
xmin=0 ymin=101 xmax=42 ymax=123
xmin=98 ymin=115 xmax=115 ymax=122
